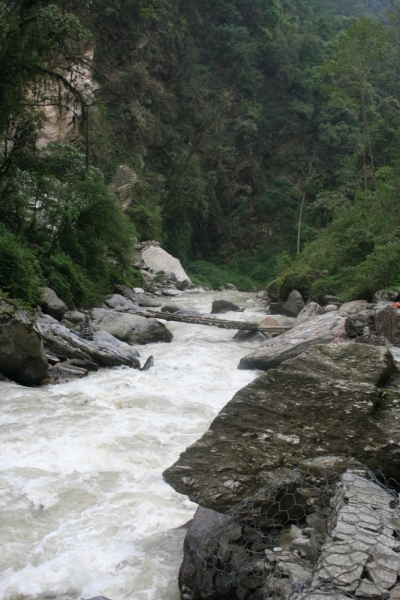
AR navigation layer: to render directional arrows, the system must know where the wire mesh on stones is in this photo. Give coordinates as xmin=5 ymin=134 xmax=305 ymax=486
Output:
xmin=180 ymin=457 xmax=400 ymax=600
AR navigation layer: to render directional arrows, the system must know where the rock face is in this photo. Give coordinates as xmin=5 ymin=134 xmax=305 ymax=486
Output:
xmin=108 ymin=164 xmax=138 ymax=211
xmin=40 ymin=287 xmax=68 ymax=321
xmin=311 ymin=471 xmax=400 ymax=597
xmin=0 ymin=297 xmax=49 ymax=385
xmin=211 ymin=300 xmax=241 ymax=314
xmin=39 ymin=323 xmax=140 ymax=368
xmin=163 ymin=344 xmax=395 ymax=512
xmin=90 ymin=308 xmax=172 ymax=344
xmin=178 ymin=461 xmax=400 ymax=600
xmin=139 ymin=241 xmax=191 ymax=283
xmin=239 ymin=311 xmax=349 ymax=371
xmin=296 ymin=302 xmax=324 ymax=325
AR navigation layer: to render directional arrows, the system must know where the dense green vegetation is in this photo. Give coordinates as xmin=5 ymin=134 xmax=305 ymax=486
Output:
xmin=2 ymin=0 xmax=400 ymax=303
xmin=271 ymin=5 xmax=400 ymax=300
xmin=0 ymin=0 xmax=139 ymax=305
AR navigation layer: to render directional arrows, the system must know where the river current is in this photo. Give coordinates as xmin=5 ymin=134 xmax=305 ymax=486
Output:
xmin=0 ymin=292 xmax=264 ymax=600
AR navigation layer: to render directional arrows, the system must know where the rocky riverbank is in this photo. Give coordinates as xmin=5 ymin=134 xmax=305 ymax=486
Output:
xmin=0 ymin=242 xmax=206 ymax=386
xmin=162 ymin=287 xmax=400 ymax=600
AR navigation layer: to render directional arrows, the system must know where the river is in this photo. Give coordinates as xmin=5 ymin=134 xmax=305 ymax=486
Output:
xmin=0 ymin=292 xmax=264 ymax=600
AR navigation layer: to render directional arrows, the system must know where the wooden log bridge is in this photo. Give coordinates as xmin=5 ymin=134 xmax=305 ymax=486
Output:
xmin=139 ymin=310 xmax=292 ymax=335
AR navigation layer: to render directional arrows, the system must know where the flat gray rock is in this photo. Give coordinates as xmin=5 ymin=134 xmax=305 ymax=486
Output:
xmin=39 ymin=322 xmax=140 ymax=368
xmin=163 ymin=344 xmax=395 ymax=512
xmin=90 ymin=308 xmax=172 ymax=344
xmin=105 ymin=294 xmax=140 ymax=313
xmin=239 ymin=312 xmax=350 ymax=370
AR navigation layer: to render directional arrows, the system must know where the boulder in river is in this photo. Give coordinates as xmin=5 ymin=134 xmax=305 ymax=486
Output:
xmin=211 ymin=299 xmax=242 ymax=314
xmin=0 ymin=296 xmax=49 ymax=385
xmin=239 ymin=311 xmax=349 ymax=370
xmin=163 ymin=343 xmax=395 ymax=512
xmin=161 ymin=304 xmax=182 ymax=313
xmin=40 ymin=287 xmax=68 ymax=321
xmin=90 ymin=308 xmax=172 ymax=345
xmin=38 ymin=322 xmax=141 ymax=368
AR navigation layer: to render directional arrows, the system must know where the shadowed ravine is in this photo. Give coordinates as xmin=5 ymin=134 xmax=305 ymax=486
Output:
xmin=0 ymin=292 xmax=262 ymax=600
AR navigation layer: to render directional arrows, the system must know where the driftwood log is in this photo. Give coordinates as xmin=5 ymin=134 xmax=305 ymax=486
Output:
xmin=139 ymin=310 xmax=292 ymax=334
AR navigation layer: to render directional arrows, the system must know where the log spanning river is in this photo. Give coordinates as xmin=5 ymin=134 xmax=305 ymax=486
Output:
xmin=0 ymin=292 xmax=263 ymax=600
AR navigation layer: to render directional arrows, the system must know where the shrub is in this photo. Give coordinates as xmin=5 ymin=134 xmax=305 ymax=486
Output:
xmin=0 ymin=227 xmax=42 ymax=306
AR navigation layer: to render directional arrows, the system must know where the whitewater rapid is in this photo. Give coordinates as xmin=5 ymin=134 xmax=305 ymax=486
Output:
xmin=0 ymin=292 xmax=264 ymax=600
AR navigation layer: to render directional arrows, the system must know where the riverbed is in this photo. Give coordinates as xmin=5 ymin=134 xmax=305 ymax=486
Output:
xmin=0 ymin=292 xmax=264 ymax=600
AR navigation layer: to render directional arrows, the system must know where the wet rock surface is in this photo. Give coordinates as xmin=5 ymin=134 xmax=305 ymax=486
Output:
xmin=0 ymin=296 xmax=49 ymax=385
xmin=90 ymin=308 xmax=172 ymax=345
xmin=38 ymin=322 xmax=141 ymax=368
xmin=239 ymin=312 xmax=350 ymax=371
xmin=211 ymin=300 xmax=242 ymax=314
xmin=163 ymin=344 xmax=395 ymax=512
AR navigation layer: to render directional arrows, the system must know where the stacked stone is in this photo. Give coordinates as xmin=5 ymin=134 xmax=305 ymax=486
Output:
xmin=179 ymin=460 xmax=400 ymax=600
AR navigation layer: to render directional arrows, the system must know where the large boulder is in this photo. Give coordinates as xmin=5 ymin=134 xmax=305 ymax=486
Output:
xmin=283 ymin=289 xmax=305 ymax=317
xmin=61 ymin=310 xmax=85 ymax=328
xmin=40 ymin=287 xmax=68 ymax=321
xmin=211 ymin=300 xmax=241 ymax=314
xmin=163 ymin=343 xmax=395 ymax=512
xmin=239 ymin=311 xmax=349 ymax=370
xmin=93 ymin=331 xmax=140 ymax=361
xmin=296 ymin=301 xmax=324 ymax=325
xmin=105 ymin=294 xmax=140 ymax=313
xmin=0 ymin=297 xmax=49 ymax=385
xmin=373 ymin=289 xmax=400 ymax=303
xmin=115 ymin=285 xmax=161 ymax=308
xmin=90 ymin=308 xmax=172 ymax=345
xmin=135 ymin=293 xmax=161 ymax=308
xmin=339 ymin=300 xmax=368 ymax=314
xmin=139 ymin=241 xmax=191 ymax=283
xmin=38 ymin=323 xmax=140 ymax=368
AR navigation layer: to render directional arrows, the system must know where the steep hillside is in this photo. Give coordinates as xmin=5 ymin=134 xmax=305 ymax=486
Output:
xmin=0 ymin=0 xmax=395 ymax=304
xmin=88 ymin=0 xmax=381 ymax=278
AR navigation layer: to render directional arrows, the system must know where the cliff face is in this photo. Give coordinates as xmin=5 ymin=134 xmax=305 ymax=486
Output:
xmin=37 ymin=48 xmax=97 ymax=149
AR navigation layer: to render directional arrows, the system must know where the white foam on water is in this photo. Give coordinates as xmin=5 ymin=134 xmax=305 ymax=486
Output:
xmin=0 ymin=292 xmax=264 ymax=600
